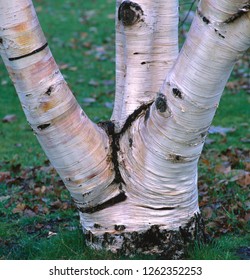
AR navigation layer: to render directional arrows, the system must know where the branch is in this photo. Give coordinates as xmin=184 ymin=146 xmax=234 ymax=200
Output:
xmin=167 ymin=0 xmax=250 ymax=128
xmin=0 ymin=0 xmax=116 ymax=207
xmin=117 ymin=0 xmax=249 ymax=215
xmin=143 ymin=0 xmax=250 ymax=158
xmin=112 ymin=0 xmax=179 ymax=131
xmin=142 ymin=0 xmax=250 ymax=167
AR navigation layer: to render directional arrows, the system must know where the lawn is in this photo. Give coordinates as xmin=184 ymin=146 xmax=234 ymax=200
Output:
xmin=0 ymin=0 xmax=249 ymax=260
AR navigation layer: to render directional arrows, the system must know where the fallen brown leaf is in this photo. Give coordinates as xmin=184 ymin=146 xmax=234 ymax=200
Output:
xmin=202 ymin=206 xmax=213 ymax=219
xmin=0 ymin=171 xmax=11 ymax=182
xmin=237 ymin=172 xmax=250 ymax=187
xmin=244 ymin=212 xmax=250 ymax=222
xmin=12 ymin=203 xmax=26 ymax=214
xmin=215 ymin=164 xmax=231 ymax=174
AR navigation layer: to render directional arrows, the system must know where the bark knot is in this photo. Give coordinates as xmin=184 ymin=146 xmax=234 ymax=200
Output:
xmin=155 ymin=93 xmax=168 ymax=113
xmin=45 ymin=86 xmax=53 ymax=96
xmin=118 ymin=1 xmax=144 ymax=26
xmin=172 ymin=88 xmax=183 ymax=99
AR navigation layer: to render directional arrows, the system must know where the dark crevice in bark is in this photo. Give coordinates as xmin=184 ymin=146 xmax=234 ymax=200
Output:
xmin=172 ymin=88 xmax=183 ymax=99
xmin=169 ymin=154 xmax=186 ymax=163
xmin=93 ymin=100 xmax=158 ymax=214
xmin=45 ymin=86 xmax=53 ymax=96
xmin=118 ymin=1 xmax=144 ymax=26
xmin=197 ymin=10 xmax=226 ymax=39
xmin=224 ymin=5 xmax=250 ymax=24
xmin=8 ymin=42 xmax=48 ymax=61
xmin=79 ymin=191 xmax=127 ymax=214
xmin=37 ymin=123 xmax=51 ymax=130
xmin=98 ymin=121 xmax=122 ymax=184
xmin=94 ymin=223 xmax=102 ymax=229
xmin=198 ymin=7 xmax=250 ymax=38
xmin=85 ymin=213 xmax=209 ymax=259
xmin=120 ymin=101 xmax=153 ymax=135
xmin=214 ymin=29 xmax=225 ymax=39
xmin=82 ymin=191 xmax=91 ymax=198
xmin=95 ymin=102 xmax=154 ymax=213
xmin=139 ymin=205 xmax=176 ymax=211
xmin=99 ymin=101 xmax=153 ymax=185
xmin=155 ymin=93 xmax=168 ymax=112
xmin=144 ymin=107 xmax=150 ymax=122
xmin=114 ymin=225 xmax=126 ymax=231
xmin=99 ymin=121 xmax=124 ymax=185
xmin=129 ymin=138 xmax=133 ymax=147
xmin=197 ymin=10 xmax=210 ymax=24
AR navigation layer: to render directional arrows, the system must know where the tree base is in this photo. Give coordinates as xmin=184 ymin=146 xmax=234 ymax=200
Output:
xmin=84 ymin=213 xmax=208 ymax=259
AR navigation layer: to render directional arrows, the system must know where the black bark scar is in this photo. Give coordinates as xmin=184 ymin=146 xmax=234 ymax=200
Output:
xmin=98 ymin=101 xmax=153 ymax=184
xmin=224 ymin=5 xmax=250 ymax=24
xmin=197 ymin=10 xmax=210 ymax=24
xmin=173 ymin=88 xmax=183 ymax=99
xmin=79 ymin=191 xmax=127 ymax=214
xmin=155 ymin=93 xmax=167 ymax=112
xmin=37 ymin=123 xmax=51 ymax=130
xmin=9 ymin=42 xmax=48 ymax=61
xmin=91 ymin=101 xmax=153 ymax=214
xmin=98 ymin=120 xmax=123 ymax=184
xmin=118 ymin=1 xmax=144 ymax=26
xmin=45 ymin=86 xmax=53 ymax=96
xmin=197 ymin=10 xmax=226 ymax=39
xmin=139 ymin=205 xmax=176 ymax=211
xmin=120 ymin=101 xmax=153 ymax=135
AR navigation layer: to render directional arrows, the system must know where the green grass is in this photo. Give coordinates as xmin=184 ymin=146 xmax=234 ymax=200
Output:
xmin=187 ymin=234 xmax=250 ymax=260
xmin=0 ymin=0 xmax=249 ymax=260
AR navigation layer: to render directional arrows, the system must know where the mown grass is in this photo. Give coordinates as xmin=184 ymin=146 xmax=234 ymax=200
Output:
xmin=0 ymin=0 xmax=249 ymax=260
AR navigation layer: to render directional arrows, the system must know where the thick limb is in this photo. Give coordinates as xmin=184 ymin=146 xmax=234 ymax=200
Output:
xmin=0 ymin=0 xmax=117 ymax=208
xmin=112 ymin=0 xmax=179 ymax=131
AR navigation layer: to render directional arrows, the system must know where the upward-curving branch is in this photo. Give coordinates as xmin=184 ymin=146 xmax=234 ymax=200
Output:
xmin=0 ymin=0 xmax=117 ymax=210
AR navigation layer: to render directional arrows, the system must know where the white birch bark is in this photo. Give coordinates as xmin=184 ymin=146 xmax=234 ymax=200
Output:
xmin=81 ymin=0 xmax=250 ymax=246
xmin=0 ymin=0 xmax=249 ymax=255
xmin=112 ymin=0 xmax=179 ymax=131
xmin=0 ymin=0 xmax=118 ymax=210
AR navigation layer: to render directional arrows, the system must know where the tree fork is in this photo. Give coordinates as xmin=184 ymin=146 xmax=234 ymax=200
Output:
xmin=98 ymin=100 xmax=154 ymax=184
xmin=0 ymin=0 xmax=249 ymax=260
xmin=75 ymin=101 xmax=155 ymax=215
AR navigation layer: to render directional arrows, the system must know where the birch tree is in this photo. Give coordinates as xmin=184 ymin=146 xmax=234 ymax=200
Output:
xmin=0 ymin=0 xmax=249 ymax=258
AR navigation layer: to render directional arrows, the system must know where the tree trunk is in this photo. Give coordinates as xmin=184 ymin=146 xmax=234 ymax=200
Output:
xmin=0 ymin=0 xmax=249 ymax=259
